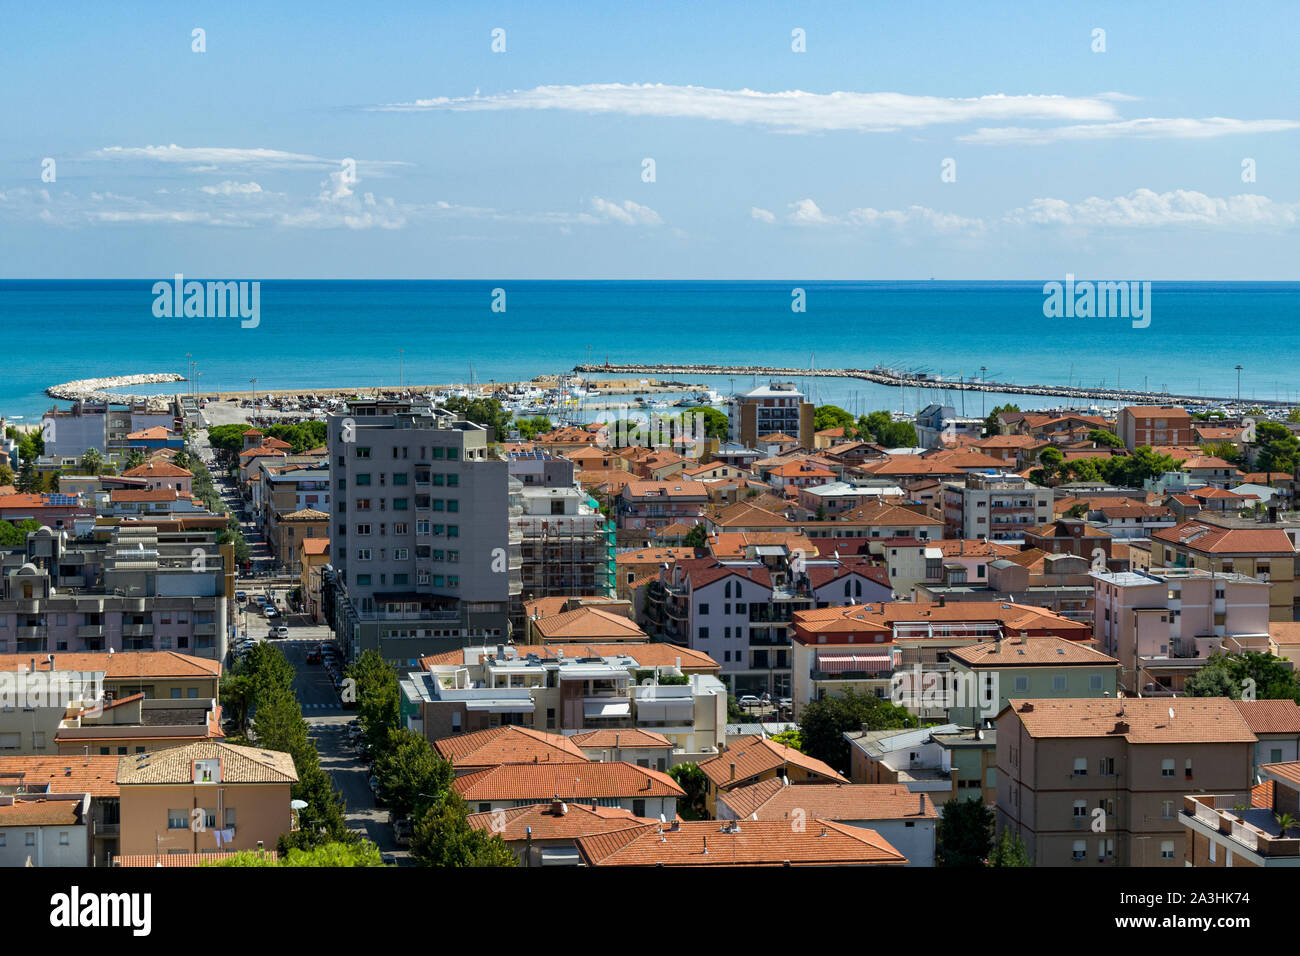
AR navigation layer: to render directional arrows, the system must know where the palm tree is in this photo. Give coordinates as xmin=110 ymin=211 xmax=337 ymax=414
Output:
xmin=78 ymin=448 xmax=104 ymax=476
xmin=1276 ymin=813 xmax=1296 ymax=838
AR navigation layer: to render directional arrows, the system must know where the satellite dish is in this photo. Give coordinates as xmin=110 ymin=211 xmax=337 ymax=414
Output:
xmin=290 ymin=799 xmax=309 ymax=810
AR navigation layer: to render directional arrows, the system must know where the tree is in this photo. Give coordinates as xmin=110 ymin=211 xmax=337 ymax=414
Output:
xmin=770 ymin=728 xmax=804 ymax=752
xmin=0 ymin=519 xmax=42 ymax=547
xmin=441 ymin=396 xmax=511 ymax=439
xmin=935 ymin=797 xmax=993 ymax=867
xmin=666 ymin=763 xmax=708 ymax=819
xmin=814 ymin=405 xmax=855 ymax=434
xmin=858 ymin=410 xmax=918 ymax=449
xmin=1183 ymin=660 xmax=1241 ymax=699
xmin=16 ymin=458 xmax=39 ymax=493
xmin=218 ymin=525 xmax=251 ymax=566
xmin=1038 ymin=446 xmax=1064 ymax=469
xmin=349 ymin=650 xmax=401 ymax=747
xmin=78 ymin=448 xmax=105 ymax=476
xmin=0 ymin=464 xmax=13 ymax=487
xmin=1199 ymin=441 xmax=1240 ymax=464
xmin=1064 ymin=502 xmax=1089 ymax=519
xmin=694 ymin=407 xmax=729 ymax=440
xmin=1108 ymin=446 xmax=1178 ymax=488
xmin=202 ymin=841 xmax=386 ymax=866
xmin=683 ymin=523 xmax=708 ymax=549
xmin=798 ymin=689 xmax=916 ymax=771
xmin=814 ymin=503 xmax=828 ymax=521
xmin=373 ymin=727 xmax=455 ymax=822
xmin=984 ymin=404 xmax=1019 ymax=438
xmin=1254 ymin=422 xmax=1300 ymax=475
xmin=411 ymin=792 xmax=517 ymax=867
xmin=123 ymin=450 xmax=147 ymax=471
xmin=512 ymin=415 xmax=553 ymax=440
xmin=1277 ymin=813 xmax=1297 ymax=838
xmin=1086 ymin=429 xmax=1124 ymax=449
xmin=987 ymin=828 xmax=1031 ymax=866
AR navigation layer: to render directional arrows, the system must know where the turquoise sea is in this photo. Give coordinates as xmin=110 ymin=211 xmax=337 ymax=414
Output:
xmin=2 ymin=280 xmax=1298 ymax=421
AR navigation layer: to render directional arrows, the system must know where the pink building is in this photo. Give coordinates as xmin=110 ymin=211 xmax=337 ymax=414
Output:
xmin=121 ymin=460 xmax=193 ymax=494
xmin=1091 ymin=567 xmax=1271 ymax=696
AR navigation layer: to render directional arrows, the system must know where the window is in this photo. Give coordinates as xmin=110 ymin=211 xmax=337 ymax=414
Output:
xmin=1161 ymin=758 xmax=1175 ymax=777
xmin=171 ymin=688 xmax=182 ymax=699
xmin=1089 ymin=674 xmax=1104 ymax=691
xmin=698 ymin=627 xmax=708 ymax=640
xmin=356 ymin=524 xmax=371 ymax=536
xmin=1098 ymin=757 xmax=1115 ymax=776
xmin=1052 ymin=675 xmax=1067 ymax=692
xmin=393 ymin=473 xmax=408 ymax=486
xmin=1073 ymin=757 xmax=1087 ymax=776
xmin=478 ymin=803 xmax=491 ymax=813
xmin=355 ymin=447 xmax=371 ymax=459
xmin=1272 ymin=748 xmax=1284 ymax=763
xmin=1162 ymin=800 xmax=1174 ymax=819
xmin=356 ymin=574 xmax=371 ymax=586
xmin=699 ymin=603 xmax=709 ymax=615
xmin=355 ymin=473 xmax=371 ymax=486
xmin=356 ymin=548 xmax=371 ymax=561
xmin=1072 ymin=840 xmax=1086 ymax=861
xmin=632 ymin=799 xmax=646 ymax=818
xmin=225 ymin=808 xmax=237 ymax=829
xmin=546 ymin=707 xmax=556 ymax=730
xmin=1185 ymin=758 xmax=1193 ymax=779
xmin=1014 ymin=675 xmax=1029 ymax=692
xmin=168 ymin=809 xmax=188 ymax=829
xmin=59 ymin=831 xmax=69 ymax=846
xmin=0 ymin=733 xmax=19 ymax=751
xmin=1160 ymin=841 xmax=1175 ymax=861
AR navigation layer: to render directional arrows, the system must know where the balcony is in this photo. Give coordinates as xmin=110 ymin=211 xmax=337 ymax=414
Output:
xmin=77 ymin=625 xmax=105 ymax=639
xmin=122 ymin=624 xmax=154 ymax=637
xmin=195 ymin=622 xmax=217 ymax=636
xmin=1183 ymin=794 xmax=1300 ymax=859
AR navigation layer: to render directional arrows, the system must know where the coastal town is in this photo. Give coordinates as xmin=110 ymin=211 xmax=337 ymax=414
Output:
xmin=1 ymin=378 xmax=1298 ymax=875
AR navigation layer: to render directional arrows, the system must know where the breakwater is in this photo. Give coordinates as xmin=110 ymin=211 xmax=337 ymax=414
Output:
xmin=574 ymin=363 xmax=1293 ymax=409
xmin=46 ymin=373 xmax=183 ymax=409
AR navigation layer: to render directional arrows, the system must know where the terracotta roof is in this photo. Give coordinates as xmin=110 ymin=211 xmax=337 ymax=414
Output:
xmin=575 ymin=818 xmax=906 ymax=866
xmin=1263 ymin=761 xmax=1300 ymax=791
xmin=0 ymin=493 xmax=84 ymax=510
xmin=0 ymin=755 xmax=121 ymax=797
xmin=1253 ymin=779 xmax=1274 ymax=808
xmin=1123 ymin=405 xmax=1192 ymax=419
xmin=615 ymin=547 xmax=696 ymax=565
xmin=116 ymin=742 xmax=298 ymax=785
xmin=793 ymin=600 xmax=1090 ymax=640
xmin=622 ymin=480 xmax=710 ymax=499
xmin=122 ymin=460 xmax=192 ymax=478
xmin=1152 ymin=521 xmax=1295 ymax=555
xmin=719 ymin=780 xmax=937 ymax=821
xmin=570 ymin=729 xmax=674 ymax=750
xmin=279 ymin=508 xmax=330 ymax=521
xmin=466 ymin=801 xmax=657 ymax=841
xmin=124 ymin=427 xmax=174 ymax=441
xmin=758 ymin=432 xmax=798 ymax=443
xmin=1268 ymin=622 xmax=1300 ymax=646
xmin=300 ymin=537 xmax=330 ymax=556
xmin=1003 ymin=697 xmax=1257 ymax=744
xmin=698 ymin=735 xmax=847 ymax=788
xmin=1182 ymin=455 xmax=1236 ymax=470
xmin=238 ymin=445 xmax=287 ymax=459
xmin=0 ymin=798 xmax=83 ymax=826
xmin=709 ymin=531 xmax=813 ymax=559
xmin=521 ymin=595 xmax=616 ymax=619
xmin=949 ymin=636 xmax=1117 ymax=668
xmin=0 ymin=651 xmax=220 ymax=680
xmin=431 ymin=726 xmax=587 ymax=769
xmin=452 ymin=761 xmax=684 ymax=801
xmin=531 ymin=609 xmax=647 ymax=641
xmin=109 ymin=488 xmax=191 ymax=503
xmin=1232 ymin=700 xmax=1300 ymax=735
xmin=933 ymin=539 xmax=1020 ymax=558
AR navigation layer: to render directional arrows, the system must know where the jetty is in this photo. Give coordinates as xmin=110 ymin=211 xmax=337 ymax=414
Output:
xmin=46 ymin=373 xmax=183 ymax=409
xmin=573 ymin=363 xmax=1294 ymax=409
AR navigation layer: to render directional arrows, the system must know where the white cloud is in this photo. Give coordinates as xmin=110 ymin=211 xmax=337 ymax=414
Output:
xmin=750 ymin=206 xmax=776 ymax=224
xmin=587 ymin=196 xmax=662 ymax=226
xmin=1003 ymin=188 xmax=1300 ymax=228
xmin=780 ymin=198 xmax=984 ymax=233
xmin=961 ymin=117 xmax=1300 ymax=145
xmin=92 ymin=144 xmax=409 ymax=173
xmin=788 ymin=198 xmax=836 ymax=226
xmin=199 ymin=181 xmax=264 ymax=196
xmin=370 ymin=83 xmax=1121 ymax=133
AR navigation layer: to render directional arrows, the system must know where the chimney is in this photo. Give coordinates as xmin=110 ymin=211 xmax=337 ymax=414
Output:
xmin=702 ymin=836 xmax=708 ymax=855
xmin=729 ymin=762 xmax=736 ymax=781
xmin=919 ymin=793 xmax=925 ymax=814
xmin=29 ymin=658 xmax=35 ymax=674
xmin=1019 ymin=702 xmax=1034 ymax=713
xmin=550 ymin=799 xmax=567 ymax=816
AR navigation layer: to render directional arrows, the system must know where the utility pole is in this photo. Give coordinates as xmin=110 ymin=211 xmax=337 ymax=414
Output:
xmin=1235 ymin=365 xmax=1243 ymax=405
xmin=980 ymin=366 xmax=987 ymax=418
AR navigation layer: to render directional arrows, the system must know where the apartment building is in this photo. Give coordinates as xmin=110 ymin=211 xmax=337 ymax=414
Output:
xmin=115 ymin=742 xmax=297 ymax=859
xmin=326 ymin=399 xmax=517 ymax=665
xmin=0 ymin=525 xmax=230 ymax=660
xmin=728 ymin=383 xmax=815 ymax=450
xmin=0 ymin=493 xmax=95 ymax=533
xmin=616 ymin=480 xmax=709 ymax=533
xmin=120 ymin=460 xmax=193 ymax=494
xmin=300 ymin=537 xmax=330 ymax=624
xmin=943 ymin=473 xmax=1053 ymax=542
xmin=1143 ymin=521 xmax=1297 ymax=621
xmin=41 ymin=401 xmax=175 ymax=460
xmin=946 ymin=636 xmax=1121 ymax=727
xmin=1117 ymin=405 xmax=1195 ymax=453
xmin=644 ymin=551 xmax=893 ymax=699
xmin=996 ymin=697 xmax=1256 ymax=867
xmin=0 ymin=793 xmax=91 ymax=866
xmin=1233 ymin=700 xmax=1300 ymax=777
xmin=512 ymin=485 xmax=615 ymax=607
xmin=1092 ymin=567 xmax=1272 ymax=696
xmin=453 ymin=761 xmax=683 ymax=819
xmin=0 ymin=755 xmax=120 ymax=865
xmin=698 ymin=734 xmax=847 ymax=817
xmin=914 ymin=404 xmax=984 ymax=449
xmin=401 ymin=645 xmax=727 ymax=759
xmin=1181 ymin=760 xmax=1300 ymax=867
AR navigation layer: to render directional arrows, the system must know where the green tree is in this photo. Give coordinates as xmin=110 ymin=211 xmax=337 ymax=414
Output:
xmin=76 ymin=448 xmax=103 ymax=476
xmin=666 ymin=762 xmax=708 ymax=819
xmin=987 ymin=828 xmax=1031 ymax=866
xmin=798 ymin=689 xmax=916 ymax=772
xmin=1064 ymin=502 xmax=1089 ymax=519
xmin=441 ymin=397 xmax=512 ymax=439
xmin=411 ymin=792 xmax=517 ymax=867
xmin=1039 ymin=446 xmax=1064 ymax=469
xmin=1086 ymin=429 xmax=1124 ymax=449
xmin=858 ymin=411 xmax=918 ymax=448
xmin=683 ymin=523 xmax=708 ymax=549
xmin=1108 ymin=446 xmax=1178 ymax=488
xmin=694 ymin=407 xmax=729 ymax=440
xmin=349 ymin=650 xmax=401 ymax=749
xmin=770 ymin=728 xmax=804 ymax=752
xmin=200 ymin=841 xmax=386 ymax=866
xmin=373 ymin=727 xmax=456 ymax=822
xmin=123 ymin=450 xmax=147 ymax=471
xmin=814 ymin=405 xmax=855 ymax=433
xmin=1254 ymin=422 xmax=1300 ymax=475
xmin=205 ymin=424 xmax=248 ymax=461
xmin=1199 ymin=441 xmax=1240 ymax=464
xmin=15 ymin=458 xmax=39 ymax=493
xmin=1183 ymin=659 xmax=1241 ymax=699
xmin=513 ymin=416 xmax=553 ymax=440
xmin=935 ymin=797 xmax=994 ymax=867
xmin=0 ymin=464 xmax=14 ymax=487
xmin=0 ymin=519 xmax=42 ymax=547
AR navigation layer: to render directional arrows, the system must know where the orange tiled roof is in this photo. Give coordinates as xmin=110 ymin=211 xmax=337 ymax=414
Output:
xmin=0 ymin=651 xmax=220 ymax=680
xmin=1004 ymin=697 xmax=1256 ymax=744
xmin=0 ymin=798 xmax=83 ymax=825
xmin=1232 ymin=700 xmax=1300 ymax=735
xmin=432 ymin=726 xmax=588 ymax=769
xmin=719 ymin=780 xmax=937 ymax=821
xmin=531 ymin=607 xmax=648 ymax=641
xmin=453 ymin=761 xmax=684 ymax=801
xmin=949 ymin=636 xmax=1118 ymax=668
xmin=570 ymin=729 xmax=674 ymax=750
xmin=0 ymin=755 xmax=121 ymax=797
xmin=575 ymin=818 xmax=906 ymax=866
xmin=124 ymin=426 xmax=174 ymax=441
xmin=466 ymin=801 xmax=657 ymax=841
xmin=122 ymin=460 xmax=192 ymax=478
xmin=1152 ymin=521 xmax=1295 ymax=555
xmin=698 ymin=735 xmax=847 ymax=788
xmin=300 ymin=537 xmax=330 ymax=556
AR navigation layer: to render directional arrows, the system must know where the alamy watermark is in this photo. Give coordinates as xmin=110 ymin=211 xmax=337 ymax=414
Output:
xmin=602 ymin=406 xmax=709 ymax=459
xmin=0 ymin=670 xmax=105 ymax=717
xmin=152 ymin=274 xmax=260 ymax=328
xmin=1042 ymin=273 xmax=1151 ymax=329
xmin=890 ymin=665 xmax=998 ymax=719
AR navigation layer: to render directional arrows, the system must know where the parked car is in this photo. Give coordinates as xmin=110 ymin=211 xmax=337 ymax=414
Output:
xmin=235 ymin=591 xmax=247 ymax=604
xmin=381 ymin=853 xmax=397 ymax=866
xmin=392 ymin=819 xmax=412 ymax=847
xmin=778 ymin=697 xmax=793 ymax=711
xmin=271 ymin=625 xmax=290 ymax=639
xmin=305 ymin=648 xmax=321 ymax=664
xmin=737 ymin=695 xmax=763 ymax=708
xmin=264 ymin=607 xmax=278 ymax=621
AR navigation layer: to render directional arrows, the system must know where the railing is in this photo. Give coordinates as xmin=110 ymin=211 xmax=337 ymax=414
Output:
xmin=1231 ymin=820 xmax=1258 ymax=852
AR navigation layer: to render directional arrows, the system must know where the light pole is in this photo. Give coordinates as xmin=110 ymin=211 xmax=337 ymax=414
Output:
xmin=399 ymin=349 xmax=404 ymax=391
xmin=186 ymin=353 xmax=192 ymax=398
xmin=1235 ymin=365 xmax=1243 ymax=406
xmin=980 ymin=366 xmax=987 ymax=418
xmin=250 ymin=378 xmax=257 ymax=406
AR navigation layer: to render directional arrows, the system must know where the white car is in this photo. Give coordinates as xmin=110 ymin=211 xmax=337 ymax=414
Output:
xmin=270 ymin=625 xmax=289 ymax=638
xmin=737 ymin=695 xmax=763 ymax=708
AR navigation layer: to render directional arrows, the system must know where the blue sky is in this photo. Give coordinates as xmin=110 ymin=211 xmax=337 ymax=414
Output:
xmin=2 ymin=0 xmax=1298 ymax=278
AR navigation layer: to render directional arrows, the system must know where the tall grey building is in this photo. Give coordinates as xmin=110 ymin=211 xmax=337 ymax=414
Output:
xmin=327 ymin=399 xmax=519 ymax=666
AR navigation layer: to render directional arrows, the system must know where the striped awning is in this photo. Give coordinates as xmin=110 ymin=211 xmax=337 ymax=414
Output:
xmin=815 ymin=653 xmax=892 ymax=674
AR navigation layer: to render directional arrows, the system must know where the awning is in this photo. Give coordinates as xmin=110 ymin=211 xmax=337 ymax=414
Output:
xmin=583 ymin=700 xmax=632 ymax=718
xmin=464 ymin=699 xmax=535 ymax=714
xmin=636 ymin=699 xmax=695 ymax=720
xmin=539 ymin=847 xmax=580 ymax=866
xmin=816 ymin=653 xmax=892 ymax=674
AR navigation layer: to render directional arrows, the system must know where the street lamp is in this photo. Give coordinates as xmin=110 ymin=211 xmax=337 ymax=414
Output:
xmin=980 ymin=366 xmax=987 ymax=418
xmin=1235 ymin=365 xmax=1243 ymax=406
